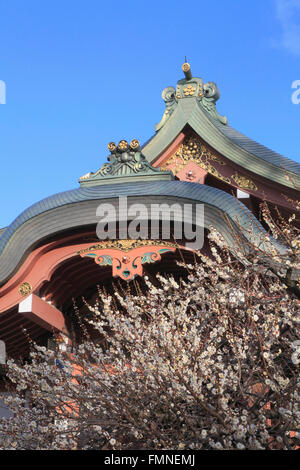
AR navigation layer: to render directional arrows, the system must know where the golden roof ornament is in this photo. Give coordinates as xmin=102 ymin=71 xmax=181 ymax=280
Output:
xmin=79 ymin=138 xmax=173 ymax=186
xmin=19 ymin=282 xmax=32 ymax=297
xmin=118 ymin=140 xmax=129 ymax=151
xmin=182 ymin=61 xmax=192 ymax=80
xmin=155 ymin=60 xmax=228 ymax=131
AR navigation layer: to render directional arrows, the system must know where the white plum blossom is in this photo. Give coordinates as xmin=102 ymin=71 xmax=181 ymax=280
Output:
xmin=0 ymin=206 xmax=299 ymax=450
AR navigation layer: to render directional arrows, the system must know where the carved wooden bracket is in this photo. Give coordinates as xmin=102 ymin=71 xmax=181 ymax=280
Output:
xmin=79 ymin=240 xmax=177 ymax=281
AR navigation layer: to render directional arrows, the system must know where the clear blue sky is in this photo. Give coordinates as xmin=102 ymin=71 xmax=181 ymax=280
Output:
xmin=0 ymin=0 xmax=299 ymax=228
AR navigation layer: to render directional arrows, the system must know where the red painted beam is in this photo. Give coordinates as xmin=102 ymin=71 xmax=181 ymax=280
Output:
xmin=0 ymin=242 xmax=94 ymax=314
xmin=18 ymin=294 xmax=68 ymax=335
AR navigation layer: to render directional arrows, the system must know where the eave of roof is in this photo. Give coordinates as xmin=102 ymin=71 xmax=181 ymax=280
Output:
xmin=0 ymin=180 xmax=284 ymax=285
xmin=142 ymin=92 xmax=300 ymax=189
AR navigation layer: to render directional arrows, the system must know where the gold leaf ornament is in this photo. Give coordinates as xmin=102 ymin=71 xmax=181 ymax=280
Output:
xmin=19 ymin=282 xmax=32 ymax=297
xmin=161 ymin=136 xmax=231 ymax=184
xmin=183 ymin=85 xmax=196 ymax=96
xmin=231 ymin=172 xmax=258 ymax=191
xmin=107 ymin=142 xmax=117 ymax=152
xmin=78 ymin=239 xmax=178 ymax=255
xmin=118 ymin=140 xmax=128 ymax=151
xmin=130 ymin=139 xmax=140 ymax=150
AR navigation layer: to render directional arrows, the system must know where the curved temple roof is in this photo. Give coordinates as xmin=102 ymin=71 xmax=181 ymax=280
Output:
xmin=0 ymin=180 xmax=284 ymax=285
xmin=0 ymin=63 xmax=297 ymax=286
xmin=142 ymin=63 xmax=300 ymax=188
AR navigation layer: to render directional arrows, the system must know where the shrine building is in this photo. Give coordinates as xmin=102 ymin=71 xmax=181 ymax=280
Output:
xmin=0 ymin=62 xmax=299 ymax=360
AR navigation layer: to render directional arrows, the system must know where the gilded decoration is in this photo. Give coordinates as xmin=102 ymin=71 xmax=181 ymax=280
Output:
xmin=79 ymin=138 xmax=173 ymax=185
xmin=79 ymin=240 xmax=177 ymax=281
xmin=155 ymin=63 xmax=227 ymax=131
xmin=183 ymin=85 xmax=196 ymax=96
xmin=161 ymin=136 xmax=231 ymax=185
xmin=19 ymin=282 xmax=32 ymax=297
xmin=107 ymin=142 xmax=117 ymax=152
xmin=231 ymin=172 xmax=258 ymax=191
xmin=78 ymin=239 xmax=178 ymax=255
xmin=118 ymin=139 xmax=129 ymax=151
xmin=182 ymin=62 xmax=191 ymax=74
xmin=160 ymin=137 xmax=259 ymax=191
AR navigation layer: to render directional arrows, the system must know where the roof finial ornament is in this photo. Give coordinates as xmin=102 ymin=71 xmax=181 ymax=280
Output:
xmin=182 ymin=59 xmax=192 ymax=80
xmin=155 ymin=61 xmax=228 ymax=131
xmin=79 ymin=139 xmax=174 ymax=186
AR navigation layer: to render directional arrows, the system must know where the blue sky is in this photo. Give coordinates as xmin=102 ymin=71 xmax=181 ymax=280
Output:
xmin=0 ymin=0 xmax=299 ymax=228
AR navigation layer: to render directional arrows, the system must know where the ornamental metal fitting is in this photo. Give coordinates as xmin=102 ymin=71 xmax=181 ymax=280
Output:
xmin=155 ymin=62 xmax=228 ymax=131
xmin=19 ymin=282 xmax=32 ymax=297
xmin=79 ymin=138 xmax=173 ymax=186
xmin=108 ymin=139 xmax=141 ymax=154
xmin=182 ymin=62 xmax=192 ymax=80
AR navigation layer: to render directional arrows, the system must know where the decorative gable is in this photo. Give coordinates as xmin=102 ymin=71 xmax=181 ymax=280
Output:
xmin=79 ymin=139 xmax=174 ymax=187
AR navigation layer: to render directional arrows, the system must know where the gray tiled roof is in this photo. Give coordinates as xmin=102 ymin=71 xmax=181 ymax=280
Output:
xmin=212 ymin=117 xmax=300 ymax=175
xmin=142 ymin=96 xmax=300 ymax=188
xmin=0 ymin=181 xmax=253 ymax=253
xmin=0 ymin=180 xmax=284 ymax=284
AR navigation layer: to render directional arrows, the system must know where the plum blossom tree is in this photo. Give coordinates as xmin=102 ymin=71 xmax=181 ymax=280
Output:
xmin=0 ymin=203 xmax=299 ymax=450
